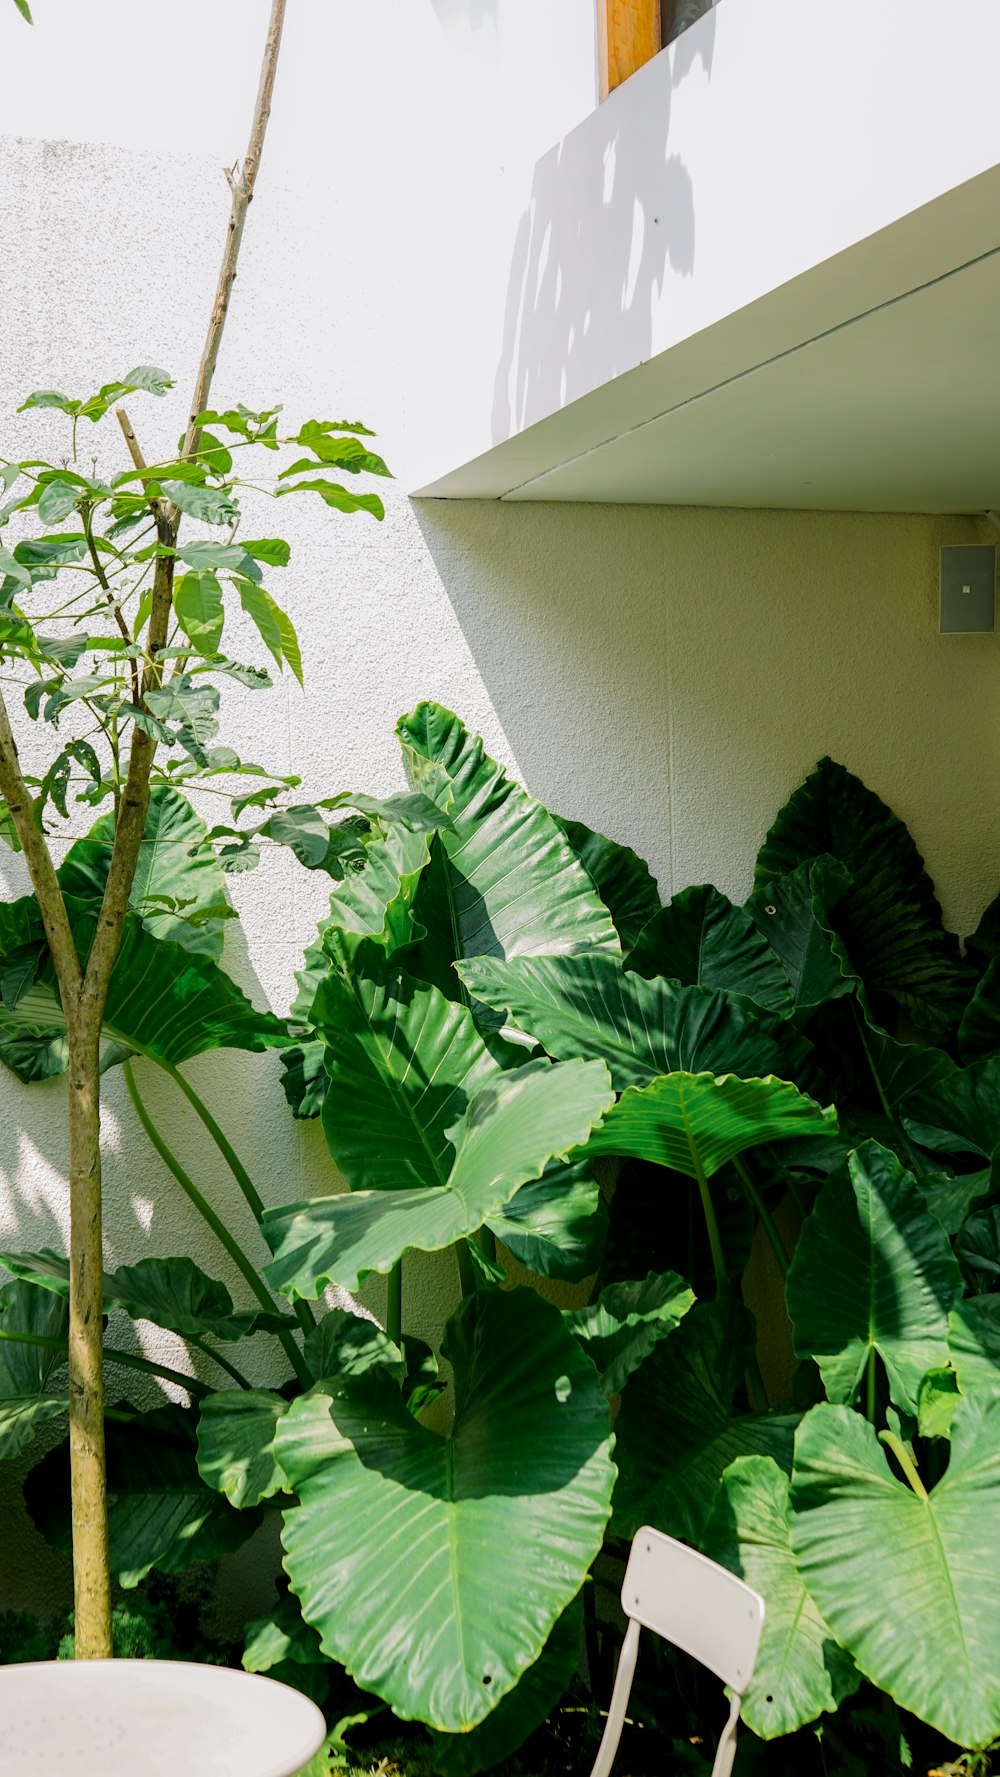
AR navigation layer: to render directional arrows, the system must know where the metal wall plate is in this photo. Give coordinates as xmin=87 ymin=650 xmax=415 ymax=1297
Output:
xmin=940 ymin=545 xmax=996 ymax=634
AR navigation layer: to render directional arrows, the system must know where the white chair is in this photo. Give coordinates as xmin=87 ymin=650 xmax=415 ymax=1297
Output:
xmin=588 ymin=1525 xmax=765 ymax=1777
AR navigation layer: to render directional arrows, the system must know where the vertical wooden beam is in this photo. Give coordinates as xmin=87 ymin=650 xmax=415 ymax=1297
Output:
xmin=597 ymin=0 xmax=661 ymax=100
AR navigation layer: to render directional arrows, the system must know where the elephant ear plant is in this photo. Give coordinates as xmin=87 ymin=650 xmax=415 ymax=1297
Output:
xmin=5 ymin=706 xmax=1000 ymax=1772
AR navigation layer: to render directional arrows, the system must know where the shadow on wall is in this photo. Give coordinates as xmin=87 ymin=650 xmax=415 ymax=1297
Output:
xmin=491 ymin=7 xmax=716 ymax=448
xmin=429 ymin=0 xmax=499 ymax=28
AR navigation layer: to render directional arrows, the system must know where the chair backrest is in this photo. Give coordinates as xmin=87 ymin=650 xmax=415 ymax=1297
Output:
xmin=620 ymin=1525 xmax=764 ymax=1694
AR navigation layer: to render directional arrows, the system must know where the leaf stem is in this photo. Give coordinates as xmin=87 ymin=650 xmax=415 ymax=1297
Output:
xmin=455 ymin=1241 xmax=477 ymax=1299
xmin=865 ymin=1345 xmax=877 ymax=1425
xmin=0 ymin=1326 xmax=213 ymax=1400
xmin=879 ymin=1429 xmax=929 ymax=1500
xmin=123 ymin=1060 xmax=309 ymax=1387
xmin=733 ymin=1155 xmax=790 ymax=1279
xmin=160 ymin=1061 xmax=316 ymax=1336
xmin=188 ymin=1334 xmax=253 ymax=1391
xmin=692 ymin=1153 xmax=728 ymax=1299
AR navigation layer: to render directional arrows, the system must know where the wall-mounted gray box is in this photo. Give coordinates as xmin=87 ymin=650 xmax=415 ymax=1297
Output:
xmin=940 ymin=545 xmax=996 ymax=634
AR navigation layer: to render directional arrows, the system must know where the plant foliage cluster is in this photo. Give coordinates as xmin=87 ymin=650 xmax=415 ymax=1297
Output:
xmin=3 ymin=691 xmax=1000 ymax=1771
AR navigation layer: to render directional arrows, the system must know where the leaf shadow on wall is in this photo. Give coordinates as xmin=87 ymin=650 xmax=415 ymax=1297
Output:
xmin=491 ymin=11 xmax=716 ymax=454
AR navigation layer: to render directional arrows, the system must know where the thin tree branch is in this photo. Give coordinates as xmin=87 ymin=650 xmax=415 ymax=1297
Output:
xmin=115 ymin=408 xmax=161 ymax=520
xmin=0 ymin=688 xmax=80 ymax=997
xmin=181 ymin=0 xmax=287 ymax=469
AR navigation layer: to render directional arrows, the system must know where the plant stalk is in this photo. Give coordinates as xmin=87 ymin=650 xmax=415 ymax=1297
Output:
xmin=124 ymin=1061 xmax=309 ymax=1387
xmin=733 ymin=1155 xmax=790 ymax=1280
xmin=0 ymin=1326 xmax=214 ymax=1401
xmin=692 ymin=1153 xmax=728 ymax=1299
xmin=455 ymin=1240 xmax=477 ymax=1299
xmin=879 ymin=1429 xmax=929 ymax=1500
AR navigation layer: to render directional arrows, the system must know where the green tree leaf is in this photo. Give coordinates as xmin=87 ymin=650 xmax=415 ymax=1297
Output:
xmin=755 ymin=758 xmax=973 ymax=1031
xmin=263 ymin=1056 xmax=614 ymax=1297
xmin=949 ymin=1295 xmax=1000 ymax=1399
xmin=785 ymin=1140 xmax=963 ymax=1412
xmin=487 ymin=1158 xmax=607 ymax=1282
xmin=275 ymin=478 xmax=384 ymax=519
xmin=0 ymin=1280 xmax=68 ymax=1459
xmin=790 ymin=1396 xmax=1000 ymax=1748
xmin=161 ymin=481 xmax=239 ymax=526
xmin=586 ymin=1071 xmax=836 ymax=1177
xmin=174 ymin=569 xmax=225 ymax=655
xmin=564 ymin=1270 xmax=694 ymax=1398
xmin=959 ymin=958 xmax=1000 ymax=1063
xmin=303 ymin=1309 xmax=404 ymax=1385
xmin=746 ymin=857 xmax=856 ymax=1015
xmin=701 ymin=1455 xmax=858 ymax=1739
xmin=276 ymin=1288 xmax=614 ymax=1731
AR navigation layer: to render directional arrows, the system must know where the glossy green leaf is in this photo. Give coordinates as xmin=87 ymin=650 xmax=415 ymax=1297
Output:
xmin=555 ymin=814 xmax=660 ymax=952
xmin=786 ymin=1140 xmax=963 ymax=1412
xmin=0 ymin=1280 xmax=67 ymax=1459
xmin=275 ymin=477 xmax=384 ymax=519
xmin=427 ymin=1597 xmax=584 ymax=1777
xmin=755 ymin=758 xmax=972 ymax=1031
xmin=918 ymin=1367 xmax=961 ymax=1439
xmin=701 ymin=1455 xmax=858 ymax=1738
xmin=956 ymin=1206 xmax=1000 ymax=1285
xmin=37 ymin=477 xmax=80 ymax=524
xmin=276 ymin=1288 xmax=614 ymax=1731
xmin=26 ymin=1405 xmax=260 ymax=1587
xmin=458 ymin=953 xmax=811 ymax=1093
xmin=161 ymin=481 xmax=238 ymax=526
xmin=612 ymin=1299 xmax=798 ymax=1542
xmin=586 ymin=1071 xmax=836 ymax=1178
xmin=746 ymin=856 xmax=855 ymax=1014
xmin=959 ymin=958 xmax=1000 ymax=1063
xmin=628 ymin=884 xmax=792 ymax=1015
xmin=303 ymin=1309 xmax=404 ymax=1385
xmin=397 ymin=705 xmax=620 ymax=989
xmin=564 ymin=1270 xmax=694 ymax=1398
xmin=0 ymin=1249 xmax=287 ymax=1342
xmin=487 ymin=1158 xmax=607 ymax=1282
xmin=263 ymin=1056 xmax=615 ymax=1296
xmin=949 ymin=1295 xmax=1000 ymax=1399
xmin=243 ymin=1594 xmax=324 ymax=1673
xmin=790 ymin=1397 xmax=1000 ymax=1748
xmin=174 ymin=569 xmax=224 ymax=655
xmin=197 ymin=1390 xmax=290 ymax=1507
xmin=59 ymin=784 xmax=232 ymax=958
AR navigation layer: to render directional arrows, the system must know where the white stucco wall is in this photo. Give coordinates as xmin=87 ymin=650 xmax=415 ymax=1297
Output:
xmin=1 ymin=1 xmax=999 ymax=1619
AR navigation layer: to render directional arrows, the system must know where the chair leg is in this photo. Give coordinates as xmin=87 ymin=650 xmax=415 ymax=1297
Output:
xmin=710 ymin=1690 xmax=743 ymax=1777
xmin=586 ymin=1619 xmax=641 ymax=1777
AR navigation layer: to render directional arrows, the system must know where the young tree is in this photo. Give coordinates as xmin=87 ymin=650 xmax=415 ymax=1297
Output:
xmin=0 ymin=0 xmax=385 ymax=1656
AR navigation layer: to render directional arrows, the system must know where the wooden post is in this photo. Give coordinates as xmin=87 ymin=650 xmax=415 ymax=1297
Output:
xmin=597 ymin=0 xmax=661 ymax=99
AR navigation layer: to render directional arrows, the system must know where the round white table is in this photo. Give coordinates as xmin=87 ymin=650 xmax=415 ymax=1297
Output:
xmin=0 ymin=1658 xmax=328 ymax=1776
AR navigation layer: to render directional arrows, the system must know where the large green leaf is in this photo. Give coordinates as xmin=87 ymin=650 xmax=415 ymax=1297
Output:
xmin=427 ymin=1597 xmax=584 ymax=1777
xmin=612 ymin=1299 xmax=798 ymax=1542
xmin=745 ymin=856 xmax=855 ymax=1015
xmin=564 ymin=1271 xmax=694 ymax=1398
xmin=949 ymin=1295 xmax=1000 ymax=1399
xmin=264 ymin=1057 xmax=615 ymax=1296
xmin=0 ymin=1249 xmax=289 ymax=1342
xmin=276 ymin=1288 xmax=614 ymax=1731
xmin=397 ymin=705 xmax=620 ymax=981
xmin=196 ymin=1389 xmax=290 ymax=1507
xmin=487 ymin=1159 xmax=607 ymax=1282
xmin=790 ymin=1397 xmax=1000 ymax=1748
xmin=457 ymin=954 xmax=812 ymax=1093
xmin=59 ymin=784 xmax=233 ymax=959
xmin=586 ymin=1071 xmax=836 ymax=1178
xmin=303 ymin=1308 xmax=405 ymax=1385
xmin=316 ymin=946 xmax=501 ymax=1193
xmin=554 ymin=814 xmax=660 ymax=952
xmin=785 ymin=1140 xmax=963 ymax=1412
xmin=0 ymin=1280 xmax=68 ymax=1458
xmin=959 ymin=958 xmax=1000 ymax=1064
xmin=2 ymin=913 xmax=286 ymax=1072
xmin=627 ymin=884 xmax=792 ymax=1015
xmin=701 ymin=1455 xmax=858 ymax=1738
xmin=755 ymin=757 xmax=972 ymax=1031
xmin=26 ymin=1405 xmax=261 ymax=1586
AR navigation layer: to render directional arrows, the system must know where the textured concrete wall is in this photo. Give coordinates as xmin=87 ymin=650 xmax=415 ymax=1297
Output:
xmin=1 ymin=3 xmax=999 ymax=1623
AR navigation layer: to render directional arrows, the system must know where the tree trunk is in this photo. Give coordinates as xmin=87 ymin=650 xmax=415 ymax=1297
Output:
xmin=65 ymin=1008 xmax=112 ymax=1657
